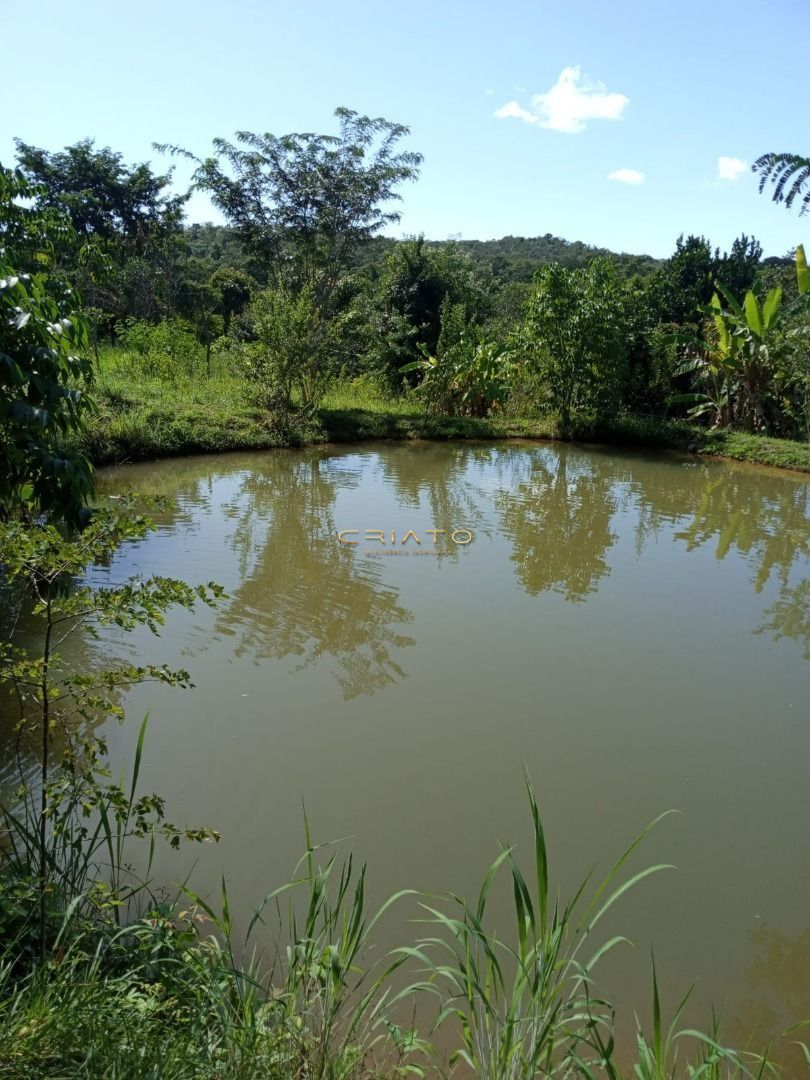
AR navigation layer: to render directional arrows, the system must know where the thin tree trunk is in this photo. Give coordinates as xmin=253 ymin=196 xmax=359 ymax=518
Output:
xmin=92 ymin=318 xmax=100 ymax=369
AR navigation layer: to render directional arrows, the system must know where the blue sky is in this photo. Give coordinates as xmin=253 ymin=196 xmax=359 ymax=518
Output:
xmin=2 ymin=0 xmax=808 ymax=258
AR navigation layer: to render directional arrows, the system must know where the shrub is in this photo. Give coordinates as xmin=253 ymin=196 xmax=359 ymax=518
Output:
xmin=250 ymin=286 xmax=337 ymax=410
xmin=521 ymin=258 xmax=629 ymax=434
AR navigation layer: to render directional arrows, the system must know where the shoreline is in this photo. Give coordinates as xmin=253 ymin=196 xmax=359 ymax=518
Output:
xmin=75 ymin=393 xmax=810 ymax=475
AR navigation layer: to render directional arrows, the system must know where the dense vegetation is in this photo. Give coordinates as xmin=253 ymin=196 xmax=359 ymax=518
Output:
xmin=1 ymin=113 xmax=809 ymax=1075
xmin=5 ymin=116 xmax=809 ymax=460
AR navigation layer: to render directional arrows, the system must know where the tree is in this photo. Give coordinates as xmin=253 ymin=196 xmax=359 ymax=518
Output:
xmin=361 ymin=237 xmax=492 ymax=385
xmin=381 ymin=240 xmax=488 ymax=343
xmin=402 ymin=296 xmax=513 ymax=418
xmin=15 ymin=139 xmax=186 ymax=252
xmin=656 ymin=235 xmax=715 ymax=325
xmin=753 ymin=152 xmax=810 ymax=215
xmin=208 ymin=266 xmax=253 ymax=333
xmin=0 ymin=166 xmax=95 ymax=522
xmin=654 ymin=234 xmax=763 ymax=326
xmin=521 ymin=258 xmax=628 ymax=434
xmin=157 ymin=108 xmax=422 ymax=313
xmin=15 ymin=139 xmax=188 ymax=329
xmin=714 ymin=234 xmax=763 ymax=298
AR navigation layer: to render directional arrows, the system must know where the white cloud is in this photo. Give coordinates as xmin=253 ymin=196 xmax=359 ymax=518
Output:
xmin=717 ymin=156 xmax=748 ymax=181
xmin=607 ymin=168 xmax=645 ymax=185
xmin=495 ymin=66 xmax=629 ymax=134
xmin=494 ymin=100 xmax=538 ymax=124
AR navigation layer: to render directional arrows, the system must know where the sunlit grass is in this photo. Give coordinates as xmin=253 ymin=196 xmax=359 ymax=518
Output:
xmin=73 ymin=348 xmax=810 ymax=473
xmin=321 ymin=375 xmax=418 ymax=416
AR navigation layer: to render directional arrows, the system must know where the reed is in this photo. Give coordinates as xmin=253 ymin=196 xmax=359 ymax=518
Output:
xmin=0 ymin=757 xmax=789 ymax=1078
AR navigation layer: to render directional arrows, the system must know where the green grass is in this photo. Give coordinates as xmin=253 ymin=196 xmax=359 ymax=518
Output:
xmin=74 ymin=364 xmax=291 ymax=466
xmin=72 ymin=352 xmax=810 ymax=473
xmin=566 ymin=415 xmax=810 ymax=472
xmin=2 ymin=753 xmax=794 ymax=1078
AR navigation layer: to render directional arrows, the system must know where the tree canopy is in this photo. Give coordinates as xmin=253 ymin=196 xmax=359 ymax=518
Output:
xmin=158 ymin=108 xmax=422 ymax=303
xmin=15 ymin=138 xmax=186 ymax=252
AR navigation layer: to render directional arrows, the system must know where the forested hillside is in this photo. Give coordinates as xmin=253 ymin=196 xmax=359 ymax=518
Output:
xmin=192 ymin=224 xmax=664 ymax=282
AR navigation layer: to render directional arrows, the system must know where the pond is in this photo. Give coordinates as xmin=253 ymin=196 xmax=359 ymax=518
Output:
xmin=5 ymin=440 xmax=810 ymax=1057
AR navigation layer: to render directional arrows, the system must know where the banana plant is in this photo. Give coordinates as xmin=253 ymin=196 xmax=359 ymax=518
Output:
xmin=452 ymin=337 xmax=514 ymax=417
xmin=670 ymin=291 xmax=745 ymax=426
xmin=796 ymin=242 xmax=809 ymax=296
xmin=669 ymin=247 xmax=810 ymax=432
xmin=402 ymin=334 xmax=514 ymax=418
xmin=716 ymin=281 xmax=782 ymax=431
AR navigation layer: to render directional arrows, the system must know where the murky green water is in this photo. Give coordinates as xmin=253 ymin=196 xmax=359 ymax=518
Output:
xmin=5 ymin=441 xmax=810 ymax=1054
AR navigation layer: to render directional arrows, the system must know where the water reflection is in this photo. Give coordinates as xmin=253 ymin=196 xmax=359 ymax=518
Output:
xmin=495 ymin=447 xmax=618 ymax=601
xmin=92 ymin=444 xmax=810 ymax=700
xmin=627 ymin=461 xmax=810 ymax=657
xmin=729 ymin=926 xmax=810 ymax=1071
xmin=374 ymin=442 xmax=494 ymax=542
xmin=3 ymin=445 xmax=807 ymax=736
xmin=216 ymin=455 xmax=416 ymax=699
xmin=668 ymin=473 xmax=809 ymax=591
xmin=757 ymin=580 xmax=810 ymax=659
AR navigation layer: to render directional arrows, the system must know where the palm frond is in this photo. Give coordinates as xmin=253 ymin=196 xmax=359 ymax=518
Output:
xmin=752 ymin=152 xmax=810 ymax=215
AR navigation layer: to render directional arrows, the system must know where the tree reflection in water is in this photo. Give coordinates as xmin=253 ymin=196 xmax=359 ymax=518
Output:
xmin=729 ymin=926 xmax=810 ymax=1073
xmin=213 ymin=451 xmax=417 ymax=699
xmin=5 ymin=443 xmax=806 ymax=725
xmin=495 ymin=446 xmax=618 ymax=601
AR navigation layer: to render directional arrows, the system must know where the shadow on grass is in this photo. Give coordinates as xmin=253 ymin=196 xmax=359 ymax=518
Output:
xmin=319 ymin=406 xmax=511 ymax=442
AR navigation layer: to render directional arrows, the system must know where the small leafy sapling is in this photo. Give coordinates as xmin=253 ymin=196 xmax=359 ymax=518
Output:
xmin=0 ymin=500 xmax=225 ymax=963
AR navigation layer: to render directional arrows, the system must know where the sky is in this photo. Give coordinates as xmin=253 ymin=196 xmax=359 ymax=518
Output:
xmin=2 ymin=0 xmax=808 ymax=259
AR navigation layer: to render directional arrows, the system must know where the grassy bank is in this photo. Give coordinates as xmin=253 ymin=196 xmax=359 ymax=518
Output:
xmin=2 ymin=741 xmax=800 ymax=1079
xmin=73 ymin=358 xmax=810 ymax=473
